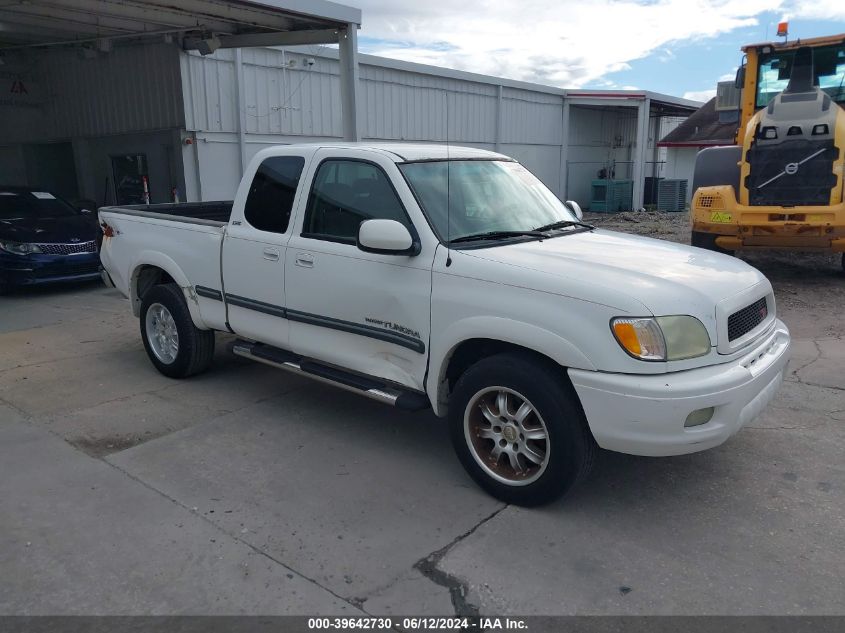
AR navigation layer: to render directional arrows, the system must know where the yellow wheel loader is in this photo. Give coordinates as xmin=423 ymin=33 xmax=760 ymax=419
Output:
xmin=691 ymin=31 xmax=845 ymax=270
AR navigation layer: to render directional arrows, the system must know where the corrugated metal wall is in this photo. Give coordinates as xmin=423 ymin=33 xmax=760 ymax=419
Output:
xmin=180 ymin=47 xmax=573 ymax=200
xmin=178 ymin=47 xmax=691 ymax=206
xmin=0 ymin=42 xmax=183 ymax=144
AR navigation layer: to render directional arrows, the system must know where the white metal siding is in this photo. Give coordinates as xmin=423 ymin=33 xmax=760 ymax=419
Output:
xmin=179 ymin=48 xmax=692 ymax=204
xmin=181 ymin=48 xmax=569 ymax=197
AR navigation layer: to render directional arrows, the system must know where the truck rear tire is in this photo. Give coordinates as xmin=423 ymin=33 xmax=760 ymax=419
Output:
xmin=449 ymin=353 xmax=596 ymax=506
xmin=140 ymin=283 xmax=215 ymax=379
xmin=691 ymin=230 xmax=734 ymax=256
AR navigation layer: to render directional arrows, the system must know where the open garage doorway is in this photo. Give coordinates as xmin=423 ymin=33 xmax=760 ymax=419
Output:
xmin=22 ymin=142 xmax=79 ymax=200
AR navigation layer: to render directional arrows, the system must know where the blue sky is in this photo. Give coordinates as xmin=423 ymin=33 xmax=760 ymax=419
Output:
xmin=350 ymin=1 xmax=845 ymax=103
xmin=601 ymin=15 xmax=845 ymax=100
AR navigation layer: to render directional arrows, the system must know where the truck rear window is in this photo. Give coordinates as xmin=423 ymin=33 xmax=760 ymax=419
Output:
xmin=243 ymin=156 xmax=305 ymax=234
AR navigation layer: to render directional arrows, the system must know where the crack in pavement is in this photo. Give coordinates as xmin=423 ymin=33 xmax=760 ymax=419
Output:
xmin=413 ymin=505 xmax=507 ymax=618
xmin=795 ymin=380 xmax=845 ymax=392
xmin=0 ymin=394 xmax=32 ymax=420
xmin=789 ymin=340 xmax=823 ymax=378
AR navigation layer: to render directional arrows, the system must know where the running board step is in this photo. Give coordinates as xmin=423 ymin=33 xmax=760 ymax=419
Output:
xmin=232 ymin=341 xmax=430 ymax=411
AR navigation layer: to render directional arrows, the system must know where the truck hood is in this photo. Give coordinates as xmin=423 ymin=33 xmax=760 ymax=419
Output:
xmin=458 ymin=228 xmax=768 ymax=328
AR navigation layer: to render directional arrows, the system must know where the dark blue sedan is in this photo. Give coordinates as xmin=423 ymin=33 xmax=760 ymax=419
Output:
xmin=0 ymin=187 xmax=102 ymax=294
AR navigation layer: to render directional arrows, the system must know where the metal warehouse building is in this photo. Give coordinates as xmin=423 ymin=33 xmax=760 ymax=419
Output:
xmin=0 ymin=0 xmax=698 ymax=211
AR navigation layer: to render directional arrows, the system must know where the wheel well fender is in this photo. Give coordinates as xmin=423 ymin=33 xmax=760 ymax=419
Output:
xmin=129 ymin=252 xmax=205 ymax=328
xmin=693 ymin=145 xmax=742 ymax=193
xmin=427 ymin=317 xmax=595 ymax=417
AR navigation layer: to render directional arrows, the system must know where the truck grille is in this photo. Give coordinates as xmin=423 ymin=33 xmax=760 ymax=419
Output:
xmin=745 ymin=139 xmax=837 ymax=206
xmin=36 ymin=241 xmax=97 ymax=255
xmin=728 ymin=297 xmax=768 ymax=342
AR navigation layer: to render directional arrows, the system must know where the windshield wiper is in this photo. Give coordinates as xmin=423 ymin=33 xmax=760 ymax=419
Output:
xmin=449 ymin=230 xmax=546 ymax=244
xmin=532 ymin=220 xmax=594 ymax=232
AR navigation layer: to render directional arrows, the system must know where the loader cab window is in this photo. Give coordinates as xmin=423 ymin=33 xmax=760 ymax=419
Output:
xmin=243 ymin=156 xmax=305 ymax=234
xmin=756 ymin=44 xmax=845 ymax=108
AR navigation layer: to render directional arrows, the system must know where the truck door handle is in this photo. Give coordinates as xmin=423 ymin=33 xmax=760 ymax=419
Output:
xmin=262 ymin=248 xmax=280 ymax=261
xmin=295 ymin=253 xmax=314 ymax=268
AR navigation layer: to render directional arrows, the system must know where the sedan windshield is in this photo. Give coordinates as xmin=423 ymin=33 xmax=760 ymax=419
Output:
xmin=0 ymin=191 xmax=78 ymax=221
xmin=399 ymin=160 xmax=578 ymax=243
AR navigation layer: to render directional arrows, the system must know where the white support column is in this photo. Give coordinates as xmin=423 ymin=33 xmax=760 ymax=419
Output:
xmin=234 ymin=48 xmax=248 ymax=176
xmin=338 ymin=24 xmax=361 ymax=141
xmin=559 ymin=97 xmax=570 ymax=199
xmin=495 ymin=84 xmax=503 ymax=152
xmin=631 ymin=97 xmax=650 ymax=210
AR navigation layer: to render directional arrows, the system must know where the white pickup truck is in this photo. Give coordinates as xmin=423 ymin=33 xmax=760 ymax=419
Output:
xmin=100 ymin=143 xmax=790 ymax=505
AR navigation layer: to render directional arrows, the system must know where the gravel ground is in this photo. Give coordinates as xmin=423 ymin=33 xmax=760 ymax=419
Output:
xmin=584 ymin=210 xmax=845 ymax=340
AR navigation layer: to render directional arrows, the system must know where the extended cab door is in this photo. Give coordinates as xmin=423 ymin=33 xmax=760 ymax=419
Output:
xmin=221 ymin=150 xmax=310 ymax=348
xmin=284 ymin=149 xmax=437 ymax=391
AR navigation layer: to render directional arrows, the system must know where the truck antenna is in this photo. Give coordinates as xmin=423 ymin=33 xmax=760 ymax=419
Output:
xmin=445 ymin=89 xmax=452 ymax=267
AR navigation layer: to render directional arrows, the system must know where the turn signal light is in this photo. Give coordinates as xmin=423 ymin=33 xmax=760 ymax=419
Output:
xmin=611 ymin=318 xmax=666 ymax=361
xmin=101 ymin=221 xmax=115 ymax=238
xmin=612 ymin=322 xmax=641 ymax=355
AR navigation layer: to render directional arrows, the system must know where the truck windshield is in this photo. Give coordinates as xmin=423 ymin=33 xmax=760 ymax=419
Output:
xmin=756 ymin=43 xmax=845 ymax=108
xmin=399 ymin=160 xmax=577 ymax=243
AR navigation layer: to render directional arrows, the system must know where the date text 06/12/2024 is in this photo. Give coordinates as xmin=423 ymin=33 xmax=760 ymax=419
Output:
xmin=307 ymin=617 xmax=528 ymax=630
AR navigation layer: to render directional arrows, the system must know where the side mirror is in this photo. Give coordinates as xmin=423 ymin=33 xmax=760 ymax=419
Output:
xmin=734 ymin=65 xmax=746 ymax=90
xmin=357 ymin=219 xmax=419 ymax=256
xmin=565 ymin=200 xmax=583 ymax=221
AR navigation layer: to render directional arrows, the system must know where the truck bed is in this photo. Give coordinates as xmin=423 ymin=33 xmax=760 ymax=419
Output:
xmin=99 ymin=201 xmax=233 ymax=226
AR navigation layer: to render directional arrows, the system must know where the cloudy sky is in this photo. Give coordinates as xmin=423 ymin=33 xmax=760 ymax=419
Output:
xmin=347 ymin=0 xmax=845 ymax=102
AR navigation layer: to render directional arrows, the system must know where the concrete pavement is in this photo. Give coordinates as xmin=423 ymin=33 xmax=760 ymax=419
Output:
xmin=0 ymin=283 xmax=843 ymax=615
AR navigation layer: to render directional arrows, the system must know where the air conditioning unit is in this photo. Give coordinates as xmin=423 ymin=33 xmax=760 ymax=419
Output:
xmin=590 ymin=179 xmax=633 ymax=213
xmin=715 ymin=81 xmax=740 ymax=112
xmin=656 ymin=179 xmax=688 ymax=212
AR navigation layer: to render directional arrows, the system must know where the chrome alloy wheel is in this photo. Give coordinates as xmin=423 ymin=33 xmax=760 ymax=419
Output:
xmin=145 ymin=302 xmax=179 ymax=364
xmin=464 ymin=386 xmax=550 ymax=486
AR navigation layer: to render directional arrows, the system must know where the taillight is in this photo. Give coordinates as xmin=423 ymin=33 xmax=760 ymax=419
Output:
xmin=101 ymin=221 xmax=115 ymax=238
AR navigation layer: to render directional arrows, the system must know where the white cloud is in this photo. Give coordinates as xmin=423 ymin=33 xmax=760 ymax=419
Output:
xmin=351 ymin=0 xmax=784 ymax=88
xmin=784 ymin=0 xmax=845 ymax=21
xmin=683 ymin=89 xmax=717 ymax=102
xmin=658 ymin=49 xmax=676 ymax=63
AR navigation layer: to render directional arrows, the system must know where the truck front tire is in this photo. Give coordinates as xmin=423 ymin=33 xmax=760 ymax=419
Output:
xmin=449 ymin=353 xmax=596 ymax=506
xmin=140 ymin=283 xmax=215 ymax=379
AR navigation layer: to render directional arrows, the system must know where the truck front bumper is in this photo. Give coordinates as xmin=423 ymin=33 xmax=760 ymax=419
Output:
xmin=568 ymin=320 xmax=790 ymax=457
xmin=691 ymin=185 xmax=845 ymax=252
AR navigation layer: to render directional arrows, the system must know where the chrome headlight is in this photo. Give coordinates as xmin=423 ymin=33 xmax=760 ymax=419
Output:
xmin=611 ymin=316 xmax=711 ymax=361
xmin=0 ymin=240 xmax=43 ymax=255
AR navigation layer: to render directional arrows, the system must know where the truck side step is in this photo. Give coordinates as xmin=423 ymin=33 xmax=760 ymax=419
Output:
xmin=231 ymin=341 xmax=430 ymax=411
